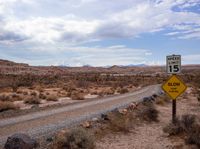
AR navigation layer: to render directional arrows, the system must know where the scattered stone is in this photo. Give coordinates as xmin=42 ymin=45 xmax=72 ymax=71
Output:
xmin=4 ymin=133 xmax=38 ymax=149
xmin=143 ymin=96 xmax=155 ymax=103
xmin=143 ymin=97 xmax=151 ymax=102
xmin=46 ymin=137 xmax=53 ymax=142
xmin=101 ymin=114 xmax=109 ymax=121
xmin=92 ymin=117 xmax=99 ymax=122
xmin=118 ymin=109 xmax=128 ymax=115
xmin=129 ymin=102 xmax=138 ymax=110
xmin=81 ymin=121 xmax=91 ymax=128
xmin=152 ymin=94 xmax=158 ymax=98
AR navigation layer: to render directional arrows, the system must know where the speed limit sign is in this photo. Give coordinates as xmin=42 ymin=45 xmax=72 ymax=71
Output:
xmin=167 ymin=55 xmax=181 ymax=74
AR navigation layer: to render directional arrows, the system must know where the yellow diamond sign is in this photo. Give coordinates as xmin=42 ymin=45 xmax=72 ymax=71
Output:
xmin=162 ymin=75 xmax=187 ymax=100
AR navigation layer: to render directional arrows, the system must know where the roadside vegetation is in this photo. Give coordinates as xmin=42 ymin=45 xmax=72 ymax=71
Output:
xmin=163 ymin=114 xmax=200 ymax=147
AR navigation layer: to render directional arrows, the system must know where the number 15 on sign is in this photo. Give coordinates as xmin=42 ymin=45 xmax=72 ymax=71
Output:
xmin=167 ymin=55 xmax=181 ymax=74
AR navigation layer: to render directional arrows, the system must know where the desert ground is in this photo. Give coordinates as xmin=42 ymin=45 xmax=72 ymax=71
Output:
xmin=0 ymin=59 xmax=200 ymax=149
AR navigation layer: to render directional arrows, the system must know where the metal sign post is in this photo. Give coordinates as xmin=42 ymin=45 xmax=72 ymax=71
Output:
xmin=162 ymin=55 xmax=187 ymax=124
xmin=172 ymin=98 xmax=176 ymax=123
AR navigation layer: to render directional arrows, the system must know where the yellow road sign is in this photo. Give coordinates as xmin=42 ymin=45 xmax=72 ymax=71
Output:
xmin=162 ymin=75 xmax=187 ymax=100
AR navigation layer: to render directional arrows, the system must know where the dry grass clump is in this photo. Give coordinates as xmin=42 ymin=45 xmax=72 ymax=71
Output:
xmin=186 ymin=124 xmax=200 ymax=147
xmin=137 ymin=103 xmax=159 ymax=122
xmin=163 ymin=114 xmax=197 ymax=136
xmin=0 ymin=94 xmax=10 ymax=101
xmin=197 ymin=90 xmax=200 ymax=102
xmin=163 ymin=114 xmax=200 ymax=147
xmin=0 ymin=101 xmax=17 ymax=112
xmin=30 ymin=91 xmax=37 ymax=96
xmin=23 ymin=91 xmax=29 ymax=95
xmin=24 ymin=96 xmax=41 ymax=104
xmin=108 ymin=111 xmax=133 ymax=133
xmin=46 ymin=94 xmax=58 ymax=101
xmin=39 ymin=93 xmax=47 ymax=99
xmin=71 ymin=92 xmax=85 ymax=100
xmin=118 ymin=88 xmax=129 ymax=94
xmin=52 ymin=128 xmax=95 ymax=149
xmin=155 ymin=95 xmax=170 ymax=105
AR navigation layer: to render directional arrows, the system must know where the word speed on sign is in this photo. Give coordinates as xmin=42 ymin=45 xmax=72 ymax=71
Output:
xmin=167 ymin=55 xmax=181 ymax=74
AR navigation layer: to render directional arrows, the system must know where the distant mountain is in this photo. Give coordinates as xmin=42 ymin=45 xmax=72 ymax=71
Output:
xmin=126 ymin=64 xmax=147 ymax=67
xmin=0 ymin=59 xmax=29 ymax=67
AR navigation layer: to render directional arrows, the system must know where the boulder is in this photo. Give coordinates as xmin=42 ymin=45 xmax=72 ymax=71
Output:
xmin=91 ymin=117 xmax=99 ymax=122
xmin=129 ymin=102 xmax=138 ymax=110
xmin=101 ymin=114 xmax=109 ymax=121
xmin=4 ymin=133 xmax=38 ymax=149
xmin=81 ymin=121 xmax=91 ymax=128
xmin=118 ymin=109 xmax=128 ymax=115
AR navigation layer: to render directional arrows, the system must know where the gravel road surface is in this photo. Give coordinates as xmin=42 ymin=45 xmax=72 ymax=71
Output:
xmin=0 ymin=84 xmax=161 ymax=147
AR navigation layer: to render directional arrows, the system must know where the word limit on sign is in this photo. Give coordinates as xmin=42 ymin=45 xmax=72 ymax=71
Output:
xmin=167 ymin=55 xmax=181 ymax=74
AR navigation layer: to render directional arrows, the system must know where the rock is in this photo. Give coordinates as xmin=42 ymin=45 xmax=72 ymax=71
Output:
xmin=81 ymin=121 xmax=91 ymax=128
xmin=4 ymin=133 xmax=38 ymax=149
xmin=101 ymin=114 xmax=109 ymax=121
xmin=152 ymin=94 xmax=158 ymax=98
xmin=118 ymin=109 xmax=128 ymax=115
xmin=46 ymin=137 xmax=53 ymax=142
xmin=92 ymin=117 xmax=99 ymax=122
xmin=129 ymin=102 xmax=138 ymax=110
xmin=143 ymin=96 xmax=153 ymax=102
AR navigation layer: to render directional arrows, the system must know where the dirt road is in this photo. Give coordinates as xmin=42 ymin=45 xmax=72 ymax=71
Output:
xmin=0 ymin=84 xmax=161 ymax=146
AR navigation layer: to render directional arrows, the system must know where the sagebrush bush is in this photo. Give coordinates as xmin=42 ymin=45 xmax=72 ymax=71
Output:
xmin=163 ymin=119 xmax=184 ymax=136
xmin=186 ymin=124 xmax=200 ymax=147
xmin=0 ymin=101 xmax=17 ymax=112
xmin=71 ymin=93 xmax=85 ymax=100
xmin=181 ymin=114 xmax=196 ymax=132
xmin=30 ymin=91 xmax=37 ymax=96
xmin=118 ymin=88 xmax=129 ymax=94
xmin=109 ymin=112 xmax=133 ymax=133
xmin=24 ymin=96 xmax=41 ymax=104
xmin=46 ymin=95 xmax=58 ymax=101
xmin=53 ymin=128 xmax=95 ymax=149
xmin=0 ymin=94 xmax=10 ymax=101
xmin=137 ymin=103 xmax=159 ymax=122
xmin=163 ymin=114 xmax=197 ymax=136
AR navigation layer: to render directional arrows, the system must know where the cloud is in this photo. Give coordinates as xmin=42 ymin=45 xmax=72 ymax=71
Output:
xmin=0 ymin=0 xmax=199 ymax=66
xmin=0 ymin=0 xmax=199 ymax=45
xmin=0 ymin=45 xmax=151 ymax=66
xmin=183 ymin=54 xmax=200 ymax=64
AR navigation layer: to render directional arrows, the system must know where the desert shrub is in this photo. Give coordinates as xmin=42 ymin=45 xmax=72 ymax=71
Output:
xmin=11 ymin=93 xmax=18 ymax=98
xmin=46 ymin=95 xmax=58 ymax=101
xmin=53 ymin=128 xmax=95 ymax=149
xmin=109 ymin=112 xmax=133 ymax=133
xmin=30 ymin=91 xmax=37 ymax=96
xmin=23 ymin=91 xmax=28 ymax=95
xmin=39 ymin=93 xmax=46 ymax=99
xmin=24 ymin=96 xmax=41 ymax=104
xmin=163 ymin=119 xmax=184 ymax=136
xmin=10 ymin=93 xmax=23 ymax=101
xmin=155 ymin=99 xmax=165 ymax=105
xmin=16 ymin=90 xmax=23 ymax=94
xmin=0 ymin=94 xmax=10 ymax=101
xmin=186 ymin=124 xmax=200 ymax=147
xmin=103 ymin=88 xmax=115 ymax=95
xmin=118 ymin=88 xmax=129 ymax=94
xmin=137 ymin=104 xmax=159 ymax=122
xmin=163 ymin=114 xmax=197 ymax=136
xmin=181 ymin=114 xmax=196 ymax=132
xmin=197 ymin=91 xmax=200 ymax=102
xmin=71 ymin=93 xmax=85 ymax=100
xmin=0 ymin=101 xmax=17 ymax=112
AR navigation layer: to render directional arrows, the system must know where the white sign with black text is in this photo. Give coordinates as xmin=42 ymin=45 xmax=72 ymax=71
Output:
xmin=167 ymin=55 xmax=181 ymax=74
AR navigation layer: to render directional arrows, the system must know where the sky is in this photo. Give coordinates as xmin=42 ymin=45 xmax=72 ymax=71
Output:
xmin=0 ymin=0 xmax=200 ymax=66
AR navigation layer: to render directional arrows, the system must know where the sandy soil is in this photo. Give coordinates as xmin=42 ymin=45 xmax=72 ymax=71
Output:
xmin=96 ymin=87 xmax=199 ymax=149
